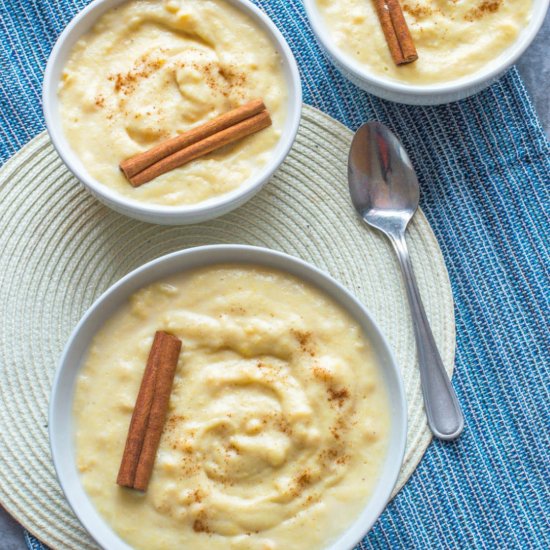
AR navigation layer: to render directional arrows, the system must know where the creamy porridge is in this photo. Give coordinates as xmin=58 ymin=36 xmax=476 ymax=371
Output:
xmin=59 ymin=0 xmax=287 ymax=205
xmin=315 ymin=0 xmax=531 ymax=84
xmin=74 ymin=265 xmax=390 ymax=549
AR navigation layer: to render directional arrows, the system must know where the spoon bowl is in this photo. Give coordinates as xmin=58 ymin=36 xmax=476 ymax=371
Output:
xmin=349 ymin=122 xmax=419 ymax=234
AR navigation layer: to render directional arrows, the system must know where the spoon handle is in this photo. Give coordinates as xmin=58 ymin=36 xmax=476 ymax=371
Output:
xmin=390 ymin=232 xmax=464 ymax=440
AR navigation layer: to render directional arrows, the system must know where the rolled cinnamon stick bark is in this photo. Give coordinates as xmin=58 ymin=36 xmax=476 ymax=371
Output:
xmin=120 ymin=99 xmax=266 ymax=180
xmin=133 ymin=332 xmax=181 ymax=491
xmin=128 ymin=109 xmax=272 ymax=187
xmin=116 ymin=334 xmax=161 ymax=488
xmin=386 ymin=0 xmax=418 ymax=64
xmin=117 ymin=331 xmax=182 ymax=491
xmin=373 ymin=0 xmax=418 ymax=65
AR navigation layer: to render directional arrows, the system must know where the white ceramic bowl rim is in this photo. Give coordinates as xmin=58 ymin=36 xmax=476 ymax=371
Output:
xmin=43 ymin=0 xmax=302 ymax=218
xmin=303 ymin=0 xmax=550 ymax=96
xmin=49 ymin=244 xmax=407 ymax=550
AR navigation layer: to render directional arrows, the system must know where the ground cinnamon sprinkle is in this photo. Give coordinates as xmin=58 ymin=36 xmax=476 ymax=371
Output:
xmin=291 ymin=329 xmax=311 ymax=347
xmin=312 ymin=365 xmax=332 ymax=383
xmin=164 ymin=414 xmax=185 ymax=432
xmin=291 ymin=329 xmax=316 ymax=356
xmin=318 ymin=446 xmax=352 ymax=470
xmin=168 ymin=59 xmax=248 ymax=99
xmin=465 ymin=0 xmax=502 ymax=21
xmin=193 ymin=512 xmax=210 ymax=533
xmin=402 ymin=3 xmax=433 ymax=18
xmin=329 ymin=417 xmax=348 ymax=441
xmin=108 ymin=55 xmax=166 ymax=95
xmin=304 ymin=494 xmax=321 ymax=506
xmin=192 ymin=489 xmax=203 ymax=503
xmin=335 ymin=454 xmax=351 ymax=466
xmin=278 ymin=417 xmax=292 ymax=435
xmin=296 ymin=470 xmax=312 ymax=487
xmin=179 ymin=453 xmax=200 ymax=477
xmin=219 ymin=66 xmax=247 ymax=91
xmin=327 ymin=387 xmax=350 ymax=407
xmin=321 ymin=448 xmax=339 ymax=462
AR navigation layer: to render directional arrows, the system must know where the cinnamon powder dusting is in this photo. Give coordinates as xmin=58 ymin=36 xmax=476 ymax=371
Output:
xmin=191 ymin=489 xmax=203 ymax=503
xmin=291 ymin=329 xmax=316 ymax=357
xmin=465 ymin=0 xmax=502 ymax=21
xmin=312 ymin=365 xmax=332 ymax=383
xmin=193 ymin=511 xmax=211 ymax=533
xmin=288 ymin=469 xmax=313 ymax=498
xmin=327 ymin=387 xmax=350 ymax=407
xmin=329 ymin=417 xmax=348 ymax=441
xmin=108 ymin=54 xmax=165 ymax=95
xmin=402 ymin=3 xmax=434 ymax=18
xmin=296 ymin=470 xmax=312 ymax=488
xmin=164 ymin=414 xmax=185 ymax=432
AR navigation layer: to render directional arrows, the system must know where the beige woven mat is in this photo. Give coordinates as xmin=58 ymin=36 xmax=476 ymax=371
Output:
xmin=0 ymin=105 xmax=455 ymax=549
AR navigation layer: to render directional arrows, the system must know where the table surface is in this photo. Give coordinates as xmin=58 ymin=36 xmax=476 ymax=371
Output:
xmin=1 ymin=10 xmax=549 ymax=550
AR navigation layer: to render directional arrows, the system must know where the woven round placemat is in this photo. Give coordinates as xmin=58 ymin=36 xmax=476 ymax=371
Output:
xmin=0 ymin=106 xmax=455 ymax=549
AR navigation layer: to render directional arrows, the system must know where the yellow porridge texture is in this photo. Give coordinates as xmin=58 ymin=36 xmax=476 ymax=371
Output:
xmin=74 ymin=265 xmax=390 ymax=550
xmin=316 ymin=0 xmax=531 ymax=84
xmin=59 ymin=0 xmax=287 ymax=205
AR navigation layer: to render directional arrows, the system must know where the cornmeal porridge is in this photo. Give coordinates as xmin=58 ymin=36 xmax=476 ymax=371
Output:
xmin=74 ymin=265 xmax=390 ymax=550
xmin=315 ymin=0 xmax=531 ymax=84
xmin=59 ymin=0 xmax=287 ymax=205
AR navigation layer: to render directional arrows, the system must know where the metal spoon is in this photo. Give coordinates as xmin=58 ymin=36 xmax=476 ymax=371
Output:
xmin=348 ymin=121 xmax=463 ymax=441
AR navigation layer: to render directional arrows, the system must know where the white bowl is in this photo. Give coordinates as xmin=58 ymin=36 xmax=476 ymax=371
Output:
xmin=43 ymin=0 xmax=302 ymax=225
xmin=50 ymin=244 xmax=407 ymax=550
xmin=304 ymin=0 xmax=549 ymax=105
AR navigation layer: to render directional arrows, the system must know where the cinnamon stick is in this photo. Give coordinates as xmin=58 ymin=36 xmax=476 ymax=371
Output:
xmin=132 ymin=332 xmax=181 ymax=491
xmin=117 ymin=331 xmax=182 ymax=491
xmin=373 ymin=0 xmax=418 ymax=65
xmin=127 ymin=109 xmax=272 ymax=187
xmin=120 ymin=99 xmax=267 ymax=180
xmin=115 ymin=338 xmax=159 ymax=488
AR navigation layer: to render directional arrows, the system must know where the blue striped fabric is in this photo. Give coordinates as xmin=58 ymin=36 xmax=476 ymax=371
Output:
xmin=1 ymin=0 xmax=549 ymax=548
